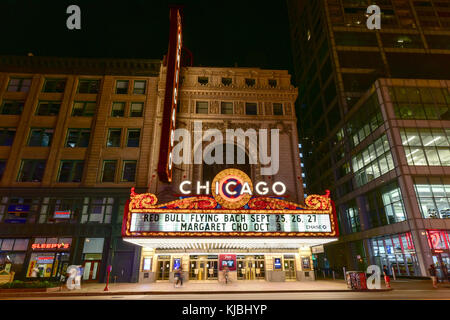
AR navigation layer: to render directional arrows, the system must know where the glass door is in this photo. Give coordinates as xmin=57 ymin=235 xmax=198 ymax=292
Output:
xmin=206 ymin=260 xmax=218 ymax=280
xmin=433 ymin=253 xmax=450 ymax=281
xmin=237 ymin=256 xmax=262 ymax=280
xmin=237 ymin=258 xmax=246 ymax=280
xmin=246 ymin=260 xmax=256 ymax=280
xmin=284 ymin=259 xmax=296 ymax=280
xmin=157 ymin=260 xmax=170 ymax=280
xmin=82 ymin=260 xmax=101 ymax=281
xmin=190 ymin=260 xmax=198 ymax=279
xmin=198 ymin=261 xmax=206 ymax=280
xmin=255 ymin=259 xmax=265 ymax=279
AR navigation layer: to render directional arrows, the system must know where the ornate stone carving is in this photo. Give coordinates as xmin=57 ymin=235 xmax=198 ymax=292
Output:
xmin=272 ymin=121 xmax=292 ymax=135
xmin=285 ymin=103 xmax=292 ymax=115
xmin=264 ymin=102 xmax=272 ymax=115
xmin=235 ymin=101 xmax=244 ymax=115
xmin=202 ymin=122 xmax=226 ymax=132
xmin=210 ymin=100 xmax=220 ymax=114
xmin=228 ymin=122 xmax=262 ymax=130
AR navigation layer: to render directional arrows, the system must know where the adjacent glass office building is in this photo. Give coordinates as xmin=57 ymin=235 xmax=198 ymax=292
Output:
xmin=287 ymin=0 xmax=450 ymax=280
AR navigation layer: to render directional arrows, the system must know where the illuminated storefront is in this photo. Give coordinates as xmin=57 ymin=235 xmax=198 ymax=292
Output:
xmin=26 ymin=237 xmax=72 ymax=279
xmin=426 ymin=229 xmax=450 ymax=281
xmin=123 ymin=169 xmax=338 ymax=282
xmin=370 ymin=232 xmax=420 ymax=276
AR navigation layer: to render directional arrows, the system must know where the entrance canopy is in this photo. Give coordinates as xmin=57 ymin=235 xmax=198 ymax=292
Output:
xmin=124 ymin=237 xmax=337 ymax=251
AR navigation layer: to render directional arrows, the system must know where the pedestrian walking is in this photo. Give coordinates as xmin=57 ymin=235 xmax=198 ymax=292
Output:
xmin=222 ymin=265 xmax=230 ymax=284
xmin=175 ymin=266 xmax=183 ymax=287
xmin=383 ymin=265 xmax=391 ymax=288
xmin=428 ymin=264 xmax=438 ymax=288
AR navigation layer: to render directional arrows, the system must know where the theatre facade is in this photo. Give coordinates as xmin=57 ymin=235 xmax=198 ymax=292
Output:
xmin=122 ymin=169 xmax=339 ymax=282
xmin=121 ymin=57 xmax=339 ymax=282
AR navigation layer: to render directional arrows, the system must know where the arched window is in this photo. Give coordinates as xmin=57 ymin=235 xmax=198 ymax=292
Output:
xmin=202 ymin=143 xmax=252 ymax=183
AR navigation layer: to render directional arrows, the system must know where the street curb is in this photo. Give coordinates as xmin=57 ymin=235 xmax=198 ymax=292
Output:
xmin=0 ymin=288 xmax=393 ymax=298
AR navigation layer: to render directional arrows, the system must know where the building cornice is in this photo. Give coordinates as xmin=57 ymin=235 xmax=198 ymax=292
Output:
xmin=0 ymin=55 xmax=161 ymax=77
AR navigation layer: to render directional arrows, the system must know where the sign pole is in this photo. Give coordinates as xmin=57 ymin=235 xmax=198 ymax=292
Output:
xmin=104 ymin=265 xmax=112 ymax=291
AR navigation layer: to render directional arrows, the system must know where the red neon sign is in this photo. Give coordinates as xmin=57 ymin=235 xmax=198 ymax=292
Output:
xmin=32 ymin=243 xmax=70 ymax=250
xmin=157 ymin=6 xmax=183 ymax=182
xmin=426 ymin=230 xmax=450 ymax=250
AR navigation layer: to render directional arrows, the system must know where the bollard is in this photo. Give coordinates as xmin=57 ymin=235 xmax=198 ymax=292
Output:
xmin=391 ymin=266 xmax=396 ymax=281
xmin=343 ymin=267 xmax=346 ymax=279
xmin=332 ymin=270 xmax=335 ymax=280
xmin=322 ymin=270 xmax=326 ymax=278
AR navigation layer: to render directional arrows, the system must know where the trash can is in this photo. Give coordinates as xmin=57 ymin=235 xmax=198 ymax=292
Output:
xmin=346 ymin=271 xmax=367 ymax=290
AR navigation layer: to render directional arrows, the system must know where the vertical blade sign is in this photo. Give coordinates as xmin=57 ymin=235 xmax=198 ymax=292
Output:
xmin=158 ymin=7 xmax=182 ymax=182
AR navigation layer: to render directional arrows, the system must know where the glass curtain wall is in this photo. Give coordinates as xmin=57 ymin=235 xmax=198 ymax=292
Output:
xmin=370 ymin=232 xmax=420 ymax=276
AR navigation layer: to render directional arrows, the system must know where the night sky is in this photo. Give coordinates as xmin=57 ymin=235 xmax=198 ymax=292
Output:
xmin=0 ymin=0 xmax=294 ymax=81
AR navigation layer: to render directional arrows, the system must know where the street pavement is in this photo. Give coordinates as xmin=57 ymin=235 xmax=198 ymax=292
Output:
xmin=1 ymin=279 xmax=449 ymax=300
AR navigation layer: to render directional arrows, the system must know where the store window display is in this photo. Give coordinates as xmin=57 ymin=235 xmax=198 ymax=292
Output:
xmin=26 ymin=237 xmax=72 ymax=279
xmin=370 ymin=232 xmax=420 ymax=276
xmin=0 ymin=238 xmax=28 ymax=276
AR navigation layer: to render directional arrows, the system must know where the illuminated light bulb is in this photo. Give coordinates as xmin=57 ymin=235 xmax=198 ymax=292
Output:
xmin=171 ymin=129 xmax=175 ymax=147
xmin=168 ymin=152 xmax=173 ymax=170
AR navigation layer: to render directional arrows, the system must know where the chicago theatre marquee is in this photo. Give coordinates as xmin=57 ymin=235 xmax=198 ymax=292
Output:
xmin=121 ymin=6 xmax=338 ymax=283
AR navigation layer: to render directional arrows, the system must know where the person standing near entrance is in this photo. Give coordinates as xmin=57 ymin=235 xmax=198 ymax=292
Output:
xmin=428 ymin=264 xmax=438 ymax=288
xmin=382 ymin=265 xmax=391 ymax=288
xmin=223 ymin=265 xmax=230 ymax=284
xmin=175 ymin=266 xmax=183 ymax=287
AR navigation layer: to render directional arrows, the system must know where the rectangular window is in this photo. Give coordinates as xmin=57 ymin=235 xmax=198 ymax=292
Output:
xmin=133 ymin=80 xmax=146 ymax=94
xmin=0 ymin=128 xmax=16 ymax=146
xmin=111 ymin=102 xmax=125 ymax=117
xmin=42 ymin=79 xmax=66 ymax=93
xmin=77 ymin=79 xmax=100 ymax=94
xmin=0 ymin=160 xmax=6 ymax=180
xmin=7 ymin=78 xmax=32 ymax=92
xmin=17 ymin=160 xmax=46 ymax=182
xmin=122 ymin=161 xmax=137 ymax=182
xmin=245 ymin=103 xmax=257 ymax=115
xmin=36 ymin=101 xmax=61 ymax=116
xmin=130 ymin=102 xmax=144 ymax=117
xmin=65 ymin=129 xmax=90 ymax=148
xmin=126 ymin=129 xmax=140 ymax=147
xmin=401 ymin=128 xmax=450 ymax=166
xmin=82 ymin=199 xmax=113 ymax=224
xmin=28 ymin=128 xmax=53 ymax=147
xmin=101 ymin=161 xmax=117 ymax=182
xmin=414 ymin=177 xmax=450 ymax=219
xmin=196 ymin=101 xmax=208 ymax=114
xmin=58 ymin=161 xmax=84 ymax=182
xmin=352 ymin=135 xmax=394 ymax=188
xmin=115 ymin=80 xmax=129 ymax=94
xmin=273 ymin=103 xmax=283 ymax=115
xmin=0 ymin=100 xmax=24 ymax=115
xmin=268 ymin=79 xmax=277 ymax=88
xmin=221 ymin=102 xmax=233 ymax=115
xmin=72 ymin=101 xmax=96 ymax=116
xmin=107 ymin=129 xmax=121 ymax=147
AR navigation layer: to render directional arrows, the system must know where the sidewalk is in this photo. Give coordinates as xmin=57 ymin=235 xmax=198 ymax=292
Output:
xmin=3 ymin=279 xmax=445 ymax=298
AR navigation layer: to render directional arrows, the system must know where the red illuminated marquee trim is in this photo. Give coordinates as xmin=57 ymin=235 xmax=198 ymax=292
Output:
xmin=158 ymin=6 xmax=183 ymax=182
xmin=122 ymin=188 xmax=339 ymax=238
